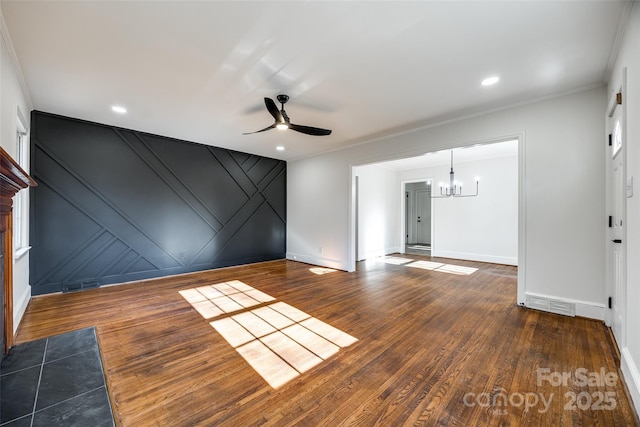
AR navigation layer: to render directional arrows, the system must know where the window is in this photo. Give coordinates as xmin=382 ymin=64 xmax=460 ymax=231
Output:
xmin=13 ymin=128 xmax=28 ymax=255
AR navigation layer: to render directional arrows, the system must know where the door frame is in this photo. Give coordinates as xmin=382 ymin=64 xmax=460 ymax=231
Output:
xmin=605 ymin=69 xmax=627 ymax=348
xmin=400 ymin=179 xmax=434 ymax=252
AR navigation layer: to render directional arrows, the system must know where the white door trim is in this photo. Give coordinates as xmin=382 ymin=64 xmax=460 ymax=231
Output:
xmin=605 ymin=68 xmax=627 ymax=349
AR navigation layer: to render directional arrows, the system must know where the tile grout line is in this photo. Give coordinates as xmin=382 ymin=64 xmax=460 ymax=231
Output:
xmin=30 ymin=338 xmax=49 ymax=427
xmin=0 ymin=414 xmax=31 ymax=426
xmin=42 ymin=346 xmax=98 ymax=366
xmin=4 ymin=328 xmax=115 ymax=426
xmin=0 ymin=362 xmax=42 ymax=377
xmin=30 ymin=385 xmax=107 ymax=415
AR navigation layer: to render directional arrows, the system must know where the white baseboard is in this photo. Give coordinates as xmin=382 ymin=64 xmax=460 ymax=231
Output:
xmin=524 ymin=291 xmax=605 ymax=321
xmin=357 ymin=249 xmax=385 ymax=262
xmin=13 ymin=284 xmax=31 ymax=334
xmin=431 ymin=250 xmax=517 ymax=266
xmin=621 ymin=347 xmax=640 ymax=417
xmin=358 ymin=247 xmax=401 ymax=261
xmin=387 ymin=246 xmax=401 ymax=255
xmin=574 ymin=302 xmax=607 ymax=320
xmin=286 ymin=252 xmax=347 ymax=271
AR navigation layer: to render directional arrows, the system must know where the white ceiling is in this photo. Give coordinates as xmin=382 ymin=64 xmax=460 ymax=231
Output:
xmin=0 ymin=1 xmax=630 ymax=161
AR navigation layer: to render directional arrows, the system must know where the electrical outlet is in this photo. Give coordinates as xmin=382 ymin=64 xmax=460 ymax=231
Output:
xmin=179 ymin=251 xmax=186 ymax=260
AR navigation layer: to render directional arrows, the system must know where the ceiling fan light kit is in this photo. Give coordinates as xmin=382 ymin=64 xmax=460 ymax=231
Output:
xmin=244 ymin=94 xmax=332 ymax=136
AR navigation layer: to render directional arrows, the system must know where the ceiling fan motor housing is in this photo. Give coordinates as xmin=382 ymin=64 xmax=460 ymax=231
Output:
xmin=243 ymin=94 xmax=331 ymax=136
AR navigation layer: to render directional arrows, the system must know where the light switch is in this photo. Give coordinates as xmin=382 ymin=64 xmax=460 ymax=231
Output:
xmin=627 ymin=176 xmax=633 ymax=198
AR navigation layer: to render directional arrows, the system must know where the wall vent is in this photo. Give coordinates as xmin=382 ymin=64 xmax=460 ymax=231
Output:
xmin=526 ymin=295 xmax=576 ymax=317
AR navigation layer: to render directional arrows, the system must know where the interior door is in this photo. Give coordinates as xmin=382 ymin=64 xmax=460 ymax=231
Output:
xmin=405 ymin=191 xmax=415 ymax=245
xmin=416 ymin=190 xmax=431 ymax=245
xmin=608 ymin=89 xmax=625 ymax=347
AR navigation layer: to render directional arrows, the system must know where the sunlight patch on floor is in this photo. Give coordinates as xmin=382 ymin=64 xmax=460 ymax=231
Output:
xmin=211 ymin=302 xmax=357 ymax=389
xmin=407 ymin=260 xmax=478 ymax=275
xmin=179 ymin=281 xmax=276 ymax=320
xmin=309 ymin=267 xmax=337 ymax=275
xmin=381 ymin=256 xmax=414 ymax=265
xmin=180 ymin=280 xmax=358 ymax=389
xmin=374 ymin=257 xmax=477 ymax=275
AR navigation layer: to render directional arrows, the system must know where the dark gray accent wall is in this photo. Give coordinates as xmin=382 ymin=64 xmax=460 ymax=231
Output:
xmin=30 ymin=111 xmax=286 ymax=295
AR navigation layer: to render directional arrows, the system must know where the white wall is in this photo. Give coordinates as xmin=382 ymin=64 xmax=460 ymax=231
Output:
xmin=608 ymin=1 xmax=640 ymax=414
xmin=0 ymin=9 xmax=33 ymax=333
xmin=398 ymin=154 xmax=518 ymax=265
xmin=354 ymin=164 xmax=399 ymax=260
xmin=288 ymin=85 xmax=605 ymax=314
xmin=287 ymin=154 xmax=350 ymax=269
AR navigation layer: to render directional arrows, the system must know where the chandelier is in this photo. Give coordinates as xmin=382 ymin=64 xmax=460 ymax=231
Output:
xmin=430 ymin=150 xmax=479 ymax=198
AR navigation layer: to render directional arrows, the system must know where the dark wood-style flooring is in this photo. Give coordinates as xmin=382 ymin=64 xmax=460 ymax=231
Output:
xmin=15 ymin=255 xmax=638 ymax=426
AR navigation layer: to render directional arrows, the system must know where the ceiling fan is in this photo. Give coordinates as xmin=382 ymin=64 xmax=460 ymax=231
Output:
xmin=243 ymin=95 xmax=332 ymax=136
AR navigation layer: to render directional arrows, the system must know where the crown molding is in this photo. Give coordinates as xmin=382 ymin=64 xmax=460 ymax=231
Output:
xmin=604 ymin=0 xmax=634 ymax=83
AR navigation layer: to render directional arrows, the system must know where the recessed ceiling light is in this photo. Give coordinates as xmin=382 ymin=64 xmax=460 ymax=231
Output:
xmin=111 ymin=105 xmax=127 ymax=114
xmin=276 ymin=146 xmax=285 ymax=151
xmin=481 ymin=76 xmax=500 ymax=86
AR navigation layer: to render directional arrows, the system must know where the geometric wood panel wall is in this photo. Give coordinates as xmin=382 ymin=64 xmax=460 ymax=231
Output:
xmin=30 ymin=111 xmax=286 ymax=295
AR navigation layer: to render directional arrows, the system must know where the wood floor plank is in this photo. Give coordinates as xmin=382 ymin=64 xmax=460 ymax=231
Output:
xmin=15 ymin=256 xmax=638 ymax=426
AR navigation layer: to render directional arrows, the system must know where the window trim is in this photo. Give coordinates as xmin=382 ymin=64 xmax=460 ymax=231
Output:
xmin=13 ymin=126 xmax=29 ymax=255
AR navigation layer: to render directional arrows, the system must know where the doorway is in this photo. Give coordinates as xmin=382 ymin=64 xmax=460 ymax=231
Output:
xmin=405 ymin=181 xmax=431 ymax=255
xmin=351 ymin=139 xmax=521 ymax=292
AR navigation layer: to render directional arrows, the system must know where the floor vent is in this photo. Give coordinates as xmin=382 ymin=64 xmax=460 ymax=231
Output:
xmin=62 ymin=279 xmax=101 ymax=293
xmin=526 ymin=295 xmax=575 ymax=317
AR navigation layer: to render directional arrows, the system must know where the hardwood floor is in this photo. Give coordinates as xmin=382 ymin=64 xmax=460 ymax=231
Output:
xmin=16 ymin=256 xmax=637 ymax=426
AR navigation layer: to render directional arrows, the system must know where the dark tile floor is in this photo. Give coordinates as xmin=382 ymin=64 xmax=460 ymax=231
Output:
xmin=0 ymin=327 xmax=115 ymax=426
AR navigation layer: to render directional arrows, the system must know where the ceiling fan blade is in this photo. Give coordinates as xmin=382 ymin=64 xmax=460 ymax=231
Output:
xmin=289 ymin=123 xmax=332 ymax=136
xmin=264 ymin=97 xmax=284 ymax=123
xmin=242 ymin=123 xmax=276 ymax=135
